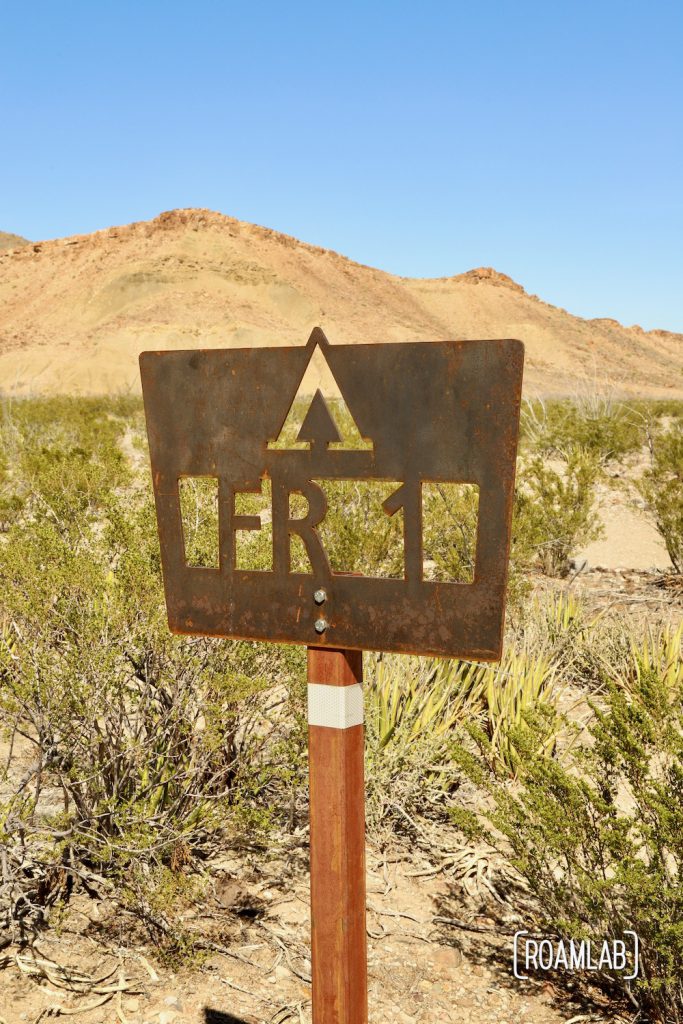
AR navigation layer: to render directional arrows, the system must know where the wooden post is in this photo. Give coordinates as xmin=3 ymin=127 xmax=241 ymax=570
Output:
xmin=307 ymin=646 xmax=368 ymax=1024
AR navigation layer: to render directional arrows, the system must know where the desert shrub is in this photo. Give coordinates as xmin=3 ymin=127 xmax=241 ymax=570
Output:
xmin=518 ymin=591 xmax=630 ymax=693
xmin=478 ymin=649 xmax=561 ymax=776
xmin=628 ymin=398 xmax=683 ymax=424
xmin=453 ymin=623 xmax=683 ymax=1022
xmin=315 ymin=478 xmax=404 ymax=578
xmin=179 ymin=475 xmax=221 ymax=566
xmin=402 ymin=464 xmax=527 ymax=603
xmin=512 ymin=450 xmax=603 ymax=576
xmin=4 ymin=495 xmax=285 ymax=835
xmin=638 ymin=420 xmax=683 ymax=572
xmin=364 ymin=639 xmax=569 ymax=832
xmin=625 ymin=622 xmax=683 ymax=695
xmin=521 ymin=397 xmax=644 ymax=463
xmin=0 ymin=398 xmax=305 ymax=944
xmin=421 ymin=482 xmax=479 ymax=583
xmin=0 ymin=395 xmax=137 ymax=532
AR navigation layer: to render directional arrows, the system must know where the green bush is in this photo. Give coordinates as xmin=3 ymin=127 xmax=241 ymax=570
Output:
xmin=453 ymin=624 xmax=683 ymax=1023
xmin=638 ymin=420 xmax=683 ymax=572
xmin=512 ymin=450 xmax=603 ymax=576
xmin=521 ymin=398 xmax=644 ymax=463
xmin=421 ymin=482 xmax=479 ymax=583
xmin=628 ymin=398 xmax=683 ymax=424
xmin=477 ymin=648 xmax=561 ymax=777
xmin=316 ymin=478 xmax=404 ymax=578
xmin=0 ymin=395 xmax=136 ymax=531
xmin=0 ymin=398 xmax=305 ymax=944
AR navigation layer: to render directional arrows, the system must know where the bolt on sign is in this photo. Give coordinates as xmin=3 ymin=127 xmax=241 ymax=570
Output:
xmin=141 ymin=328 xmax=524 ymax=1024
xmin=140 ymin=328 xmax=524 ymax=660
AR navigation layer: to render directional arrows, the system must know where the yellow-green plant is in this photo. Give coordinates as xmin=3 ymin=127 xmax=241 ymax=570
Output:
xmin=520 ymin=590 xmax=620 ymax=692
xmin=543 ymin=590 xmax=584 ymax=639
xmin=363 ymin=654 xmax=487 ymax=828
xmin=178 ymin=475 xmax=220 ymax=567
xmin=627 ymin=622 xmax=683 ymax=695
xmin=469 ymin=648 xmax=562 ymax=777
xmin=421 ymin=483 xmax=479 ymax=583
xmin=369 ymin=654 xmax=487 ymax=750
xmin=520 ymin=396 xmax=644 ymax=463
xmin=0 ymin=397 xmax=306 ymax=946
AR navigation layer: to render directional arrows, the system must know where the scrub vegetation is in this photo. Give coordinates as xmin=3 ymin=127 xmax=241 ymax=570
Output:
xmin=0 ymin=394 xmax=682 ymax=1020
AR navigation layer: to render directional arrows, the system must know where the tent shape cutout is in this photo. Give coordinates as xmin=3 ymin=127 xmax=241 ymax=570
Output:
xmin=268 ymin=334 xmax=373 ymax=451
xmin=296 ymin=390 xmax=342 ymax=451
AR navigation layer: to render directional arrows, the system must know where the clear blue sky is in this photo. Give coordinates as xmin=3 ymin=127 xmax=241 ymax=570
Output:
xmin=2 ymin=1 xmax=682 ymax=331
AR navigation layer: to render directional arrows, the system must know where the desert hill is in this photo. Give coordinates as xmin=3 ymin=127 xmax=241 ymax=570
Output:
xmin=0 ymin=231 xmax=29 ymax=251
xmin=0 ymin=208 xmax=680 ymax=397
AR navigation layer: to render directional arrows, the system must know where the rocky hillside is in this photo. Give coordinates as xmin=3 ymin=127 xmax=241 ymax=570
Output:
xmin=0 ymin=209 xmax=680 ymax=396
xmin=0 ymin=231 xmax=29 ymax=251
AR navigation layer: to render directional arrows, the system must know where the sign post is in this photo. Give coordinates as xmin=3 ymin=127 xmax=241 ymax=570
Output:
xmin=308 ymin=646 xmax=366 ymax=1024
xmin=140 ymin=327 xmax=524 ymax=1023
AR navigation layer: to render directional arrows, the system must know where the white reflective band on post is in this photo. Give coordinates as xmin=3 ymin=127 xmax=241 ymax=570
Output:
xmin=307 ymin=683 xmax=364 ymax=729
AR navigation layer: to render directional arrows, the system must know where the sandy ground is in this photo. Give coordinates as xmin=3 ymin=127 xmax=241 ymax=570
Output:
xmin=0 ymin=844 xmax=611 ymax=1024
xmin=576 ymin=479 xmax=672 ymax=572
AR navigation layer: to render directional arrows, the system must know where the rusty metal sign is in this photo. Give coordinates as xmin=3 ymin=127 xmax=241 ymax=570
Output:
xmin=140 ymin=328 xmax=524 ymax=659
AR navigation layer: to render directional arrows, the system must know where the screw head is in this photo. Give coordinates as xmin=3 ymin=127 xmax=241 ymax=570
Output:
xmin=314 ymin=618 xmax=328 ymax=634
xmin=313 ymin=588 xmax=327 ymax=605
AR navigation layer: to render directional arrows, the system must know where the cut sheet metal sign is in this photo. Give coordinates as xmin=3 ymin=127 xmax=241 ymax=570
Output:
xmin=140 ymin=328 xmax=524 ymax=659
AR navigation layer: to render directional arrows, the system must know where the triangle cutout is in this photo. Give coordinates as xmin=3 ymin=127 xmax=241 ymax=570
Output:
xmin=297 ymin=391 xmax=342 ymax=448
xmin=268 ymin=335 xmax=372 ymax=451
